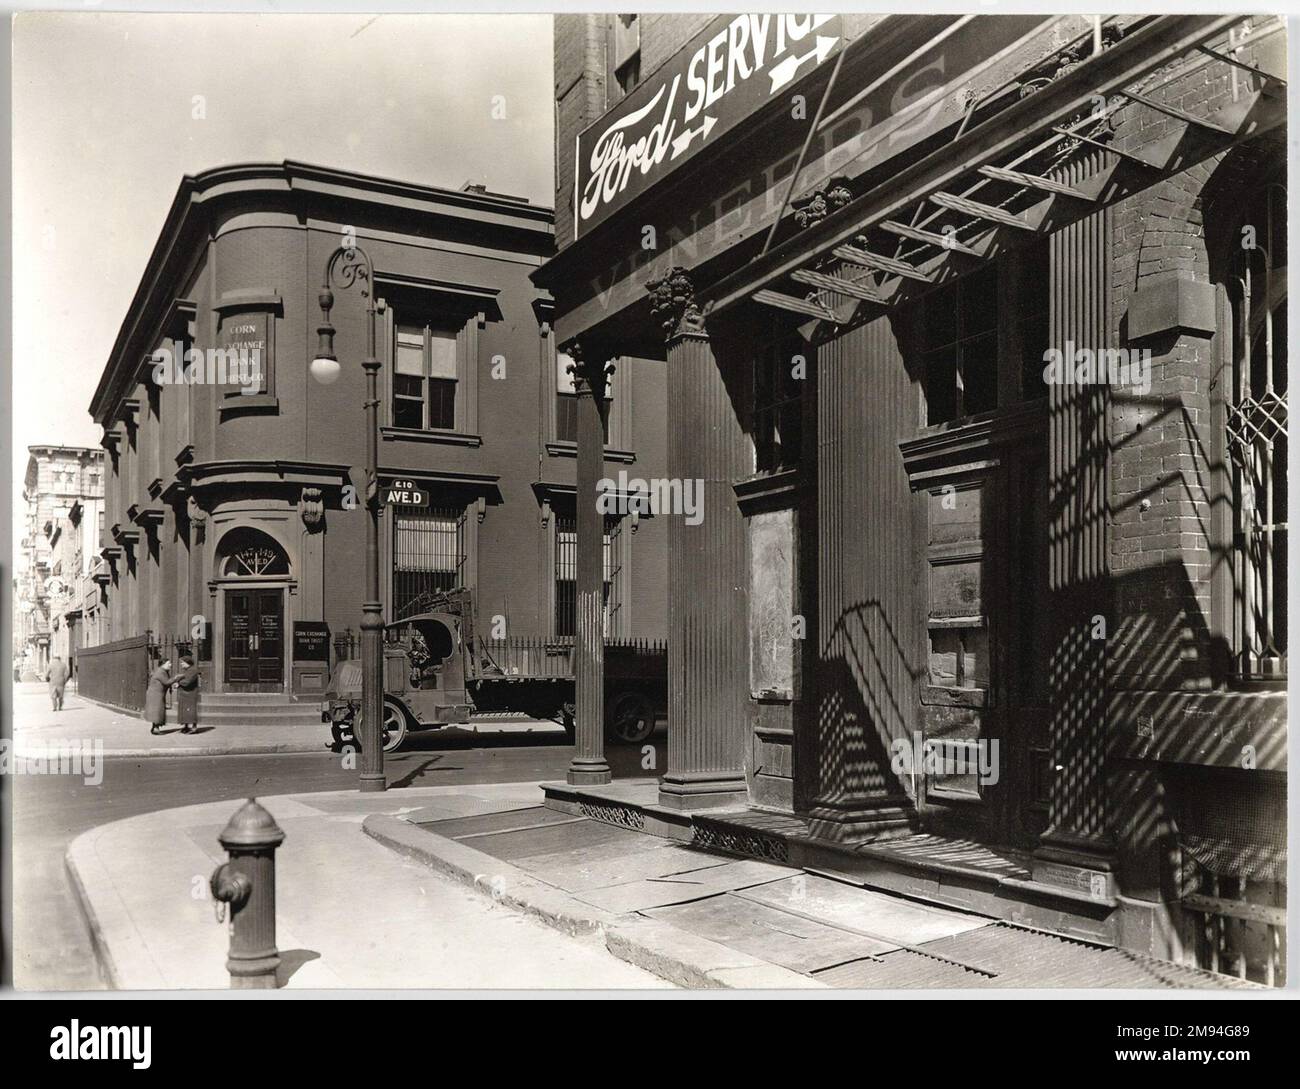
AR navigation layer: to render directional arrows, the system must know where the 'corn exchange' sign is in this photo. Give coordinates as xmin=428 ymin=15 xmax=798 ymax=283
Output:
xmin=575 ymin=13 xmax=844 ymax=238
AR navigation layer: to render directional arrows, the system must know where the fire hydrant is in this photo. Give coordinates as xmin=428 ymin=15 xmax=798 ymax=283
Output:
xmin=210 ymin=798 xmax=285 ymax=989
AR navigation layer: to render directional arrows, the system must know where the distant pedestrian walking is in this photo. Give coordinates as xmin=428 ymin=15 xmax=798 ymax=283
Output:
xmin=46 ymin=657 xmax=70 ymax=711
xmin=174 ymin=654 xmax=201 ymax=734
xmin=144 ymin=659 xmax=175 ymax=736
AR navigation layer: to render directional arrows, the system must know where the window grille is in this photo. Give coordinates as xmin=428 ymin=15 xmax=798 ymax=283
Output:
xmin=393 ymin=506 xmax=466 ymax=619
xmin=553 ymin=514 xmax=621 ymax=637
xmin=1227 ymin=182 xmax=1287 ymax=679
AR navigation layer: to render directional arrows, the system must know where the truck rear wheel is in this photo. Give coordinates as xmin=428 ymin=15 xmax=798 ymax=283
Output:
xmin=606 ymin=690 xmax=655 ymax=744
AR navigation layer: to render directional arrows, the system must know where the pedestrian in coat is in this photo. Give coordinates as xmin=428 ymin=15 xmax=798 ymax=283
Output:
xmin=144 ymin=659 xmax=175 ymax=735
xmin=174 ymin=654 xmax=201 ymax=734
xmin=46 ymin=657 xmax=71 ymax=711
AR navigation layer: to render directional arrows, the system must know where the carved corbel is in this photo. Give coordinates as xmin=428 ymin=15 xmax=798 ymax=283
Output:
xmin=299 ymin=486 xmax=325 ymax=530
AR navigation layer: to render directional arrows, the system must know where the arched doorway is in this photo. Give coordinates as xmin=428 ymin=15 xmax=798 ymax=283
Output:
xmin=215 ymin=526 xmax=291 ymax=691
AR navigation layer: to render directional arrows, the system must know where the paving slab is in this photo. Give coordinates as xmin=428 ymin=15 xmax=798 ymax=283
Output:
xmin=741 ymin=873 xmax=992 ymax=945
xmin=369 ymin=789 xmax=1258 ymax=991
xmin=573 ymin=858 xmax=791 ymax=914
xmin=520 ymin=843 xmax=731 ymax=894
xmin=647 ymin=895 xmax=896 ymax=975
xmin=365 ymin=813 xmax=825 ymax=989
xmin=416 ymin=805 xmax=581 ymax=837
xmin=474 ymin=818 xmax=652 ymax=863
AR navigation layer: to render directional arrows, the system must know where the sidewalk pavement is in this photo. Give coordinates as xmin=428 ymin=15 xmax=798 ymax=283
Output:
xmin=364 ymin=789 xmax=1255 ymax=991
xmin=8 ymin=682 xmax=565 ymax=759
xmin=63 ymin=770 xmax=1240 ymax=992
xmin=65 ymin=779 xmax=672 ymax=990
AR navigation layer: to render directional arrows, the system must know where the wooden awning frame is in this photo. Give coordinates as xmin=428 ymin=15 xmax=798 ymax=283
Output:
xmin=710 ymin=14 xmax=1286 ymax=338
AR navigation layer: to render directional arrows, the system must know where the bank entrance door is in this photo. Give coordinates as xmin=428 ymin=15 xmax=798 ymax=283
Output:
xmin=224 ymin=589 xmax=284 ymax=690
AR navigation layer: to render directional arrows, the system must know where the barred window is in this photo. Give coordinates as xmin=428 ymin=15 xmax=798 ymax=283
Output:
xmin=553 ymin=514 xmax=622 ymax=638
xmin=392 ymin=506 xmax=466 ymax=619
xmin=1226 ymin=181 xmax=1287 ymax=679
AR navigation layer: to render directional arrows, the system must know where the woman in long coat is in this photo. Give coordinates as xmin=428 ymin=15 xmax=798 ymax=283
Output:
xmin=173 ymin=654 xmax=201 ymax=734
xmin=144 ymin=659 xmax=174 ymax=735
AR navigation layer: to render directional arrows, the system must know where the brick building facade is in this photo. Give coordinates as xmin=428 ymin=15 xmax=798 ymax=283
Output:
xmin=537 ymin=13 xmax=1286 ymax=983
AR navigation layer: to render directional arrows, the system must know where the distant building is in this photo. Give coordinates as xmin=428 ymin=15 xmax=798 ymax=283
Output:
xmin=15 ymin=446 xmax=104 ymax=678
xmin=84 ymin=161 xmax=667 ymax=705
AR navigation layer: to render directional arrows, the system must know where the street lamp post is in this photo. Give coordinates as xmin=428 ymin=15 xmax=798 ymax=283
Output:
xmin=312 ymin=244 xmax=386 ymax=793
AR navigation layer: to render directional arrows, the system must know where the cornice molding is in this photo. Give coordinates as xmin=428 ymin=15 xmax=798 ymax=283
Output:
xmin=90 ymin=160 xmax=556 ymax=426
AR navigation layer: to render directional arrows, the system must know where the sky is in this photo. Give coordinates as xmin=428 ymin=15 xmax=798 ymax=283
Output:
xmin=10 ymin=10 xmax=554 ymax=550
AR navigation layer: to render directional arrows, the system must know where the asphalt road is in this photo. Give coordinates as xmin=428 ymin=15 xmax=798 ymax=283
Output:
xmin=8 ymin=732 xmax=667 ymax=992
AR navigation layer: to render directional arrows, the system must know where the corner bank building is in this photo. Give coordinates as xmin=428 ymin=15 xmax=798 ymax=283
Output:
xmin=535 ymin=13 xmax=1287 ymax=982
xmin=86 ymin=162 xmax=669 ymax=708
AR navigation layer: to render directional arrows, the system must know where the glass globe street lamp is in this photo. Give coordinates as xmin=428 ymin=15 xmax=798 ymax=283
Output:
xmin=315 ymin=246 xmax=385 ymax=792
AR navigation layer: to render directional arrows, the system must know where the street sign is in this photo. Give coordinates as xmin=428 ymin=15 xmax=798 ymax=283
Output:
xmin=384 ymin=479 xmax=429 ymax=506
xmin=574 ymin=12 xmax=844 ymax=238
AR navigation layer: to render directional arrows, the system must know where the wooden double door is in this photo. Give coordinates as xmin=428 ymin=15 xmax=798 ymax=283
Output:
xmin=224 ymin=588 xmax=284 ymax=690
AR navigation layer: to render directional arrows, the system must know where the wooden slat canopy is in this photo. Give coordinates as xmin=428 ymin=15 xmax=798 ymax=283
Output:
xmin=718 ymin=14 xmax=1286 ymax=335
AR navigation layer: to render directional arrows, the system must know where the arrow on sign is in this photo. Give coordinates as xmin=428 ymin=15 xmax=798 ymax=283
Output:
xmin=768 ymin=35 xmax=839 ymax=94
xmin=670 ymin=113 xmax=718 ymax=160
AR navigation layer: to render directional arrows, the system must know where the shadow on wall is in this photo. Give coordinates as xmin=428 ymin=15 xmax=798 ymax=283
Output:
xmin=814 ymin=600 xmax=923 ymax=812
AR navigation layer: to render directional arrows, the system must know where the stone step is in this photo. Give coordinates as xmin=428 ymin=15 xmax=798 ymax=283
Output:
xmin=166 ymin=708 xmax=324 ymax=726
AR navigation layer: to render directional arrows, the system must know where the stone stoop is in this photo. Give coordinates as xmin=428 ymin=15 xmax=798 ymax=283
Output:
xmin=166 ymin=692 xmax=324 ymax=727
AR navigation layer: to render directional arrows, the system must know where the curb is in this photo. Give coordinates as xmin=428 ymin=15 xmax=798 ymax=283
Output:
xmin=64 ymin=840 xmax=119 ymax=989
xmin=23 ymin=741 xmax=336 ymax=760
xmin=64 ymin=828 xmax=155 ymax=989
xmin=363 ymin=813 xmax=827 ymax=990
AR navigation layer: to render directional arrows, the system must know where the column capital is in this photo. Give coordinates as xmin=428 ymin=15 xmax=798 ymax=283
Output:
xmin=647 ymin=266 xmax=707 ymax=343
xmin=560 ymin=339 xmax=615 ymax=398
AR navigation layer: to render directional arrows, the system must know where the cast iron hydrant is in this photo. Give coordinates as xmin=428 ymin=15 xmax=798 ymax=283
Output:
xmin=210 ymin=798 xmax=285 ymax=989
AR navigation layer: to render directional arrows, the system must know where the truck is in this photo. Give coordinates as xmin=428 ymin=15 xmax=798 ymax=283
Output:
xmin=322 ymin=589 xmax=666 ymax=754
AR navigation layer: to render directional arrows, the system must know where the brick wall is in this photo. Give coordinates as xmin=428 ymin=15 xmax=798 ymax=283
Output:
xmin=1106 ymin=35 xmax=1280 ymax=692
xmin=553 ymin=13 xmax=605 ymax=249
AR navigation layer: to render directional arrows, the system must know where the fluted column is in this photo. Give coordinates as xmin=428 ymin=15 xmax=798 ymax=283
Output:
xmin=565 ymin=341 xmax=613 ymax=786
xmin=650 ymin=268 xmax=749 ymax=810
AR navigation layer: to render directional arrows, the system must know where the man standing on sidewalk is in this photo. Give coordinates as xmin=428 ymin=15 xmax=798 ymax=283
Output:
xmin=46 ymin=657 xmax=70 ymax=712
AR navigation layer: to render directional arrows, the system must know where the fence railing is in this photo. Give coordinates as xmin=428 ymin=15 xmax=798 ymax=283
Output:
xmin=149 ymin=633 xmax=197 ymax=668
xmin=77 ymin=634 xmax=152 ymax=712
xmin=475 ymin=637 xmax=575 ymax=679
xmin=323 ymin=624 xmax=667 ymax=686
xmin=471 ymin=636 xmax=667 ymax=682
xmin=334 ymin=629 xmax=361 ymax=663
